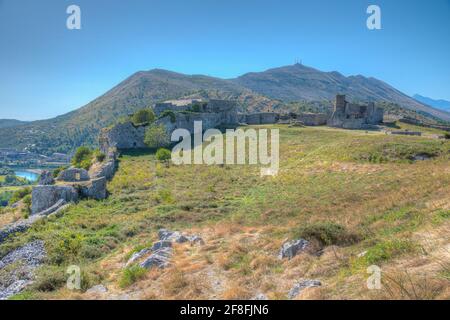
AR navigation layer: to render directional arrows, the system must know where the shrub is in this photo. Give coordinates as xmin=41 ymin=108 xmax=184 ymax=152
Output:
xmin=296 ymin=222 xmax=361 ymax=246
xmin=52 ymin=166 xmax=68 ymax=178
xmin=445 ymin=133 xmax=450 ymax=140
xmin=119 ymin=265 xmax=147 ymax=288
xmin=144 ymin=124 xmax=170 ymax=149
xmin=9 ymin=187 xmax=32 ymax=205
xmin=159 ymin=110 xmax=176 ymax=123
xmin=155 ymin=148 xmax=172 ymax=162
xmin=72 ymin=146 xmax=93 ymax=170
xmin=31 ymin=266 xmax=67 ymax=292
xmin=364 ymin=239 xmax=417 ymax=265
xmin=94 ymin=150 xmax=106 ymax=163
xmin=132 ymin=108 xmax=156 ymax=126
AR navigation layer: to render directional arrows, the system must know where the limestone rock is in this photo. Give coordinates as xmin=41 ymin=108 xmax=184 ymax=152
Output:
xmin=158 ymin=228 xmax=205 ymax=245
xmin=38 ymin=170 xmax=54 ymax=185
xmin=140 ymin=247 xmax=172 ymax=269
xmin=252 ymin=293 xmax=269 ymax=300
xmin=279 ymin=239 xmax=309 ymax=260
xmin=31 ymin=185 xmax=78 ymax=215
xmin=125 ymin=248 xmax=152 ymax=268
xmin=288 ymin=280 xmax=322 ymax=299
xmin=151 ymin=240 xmax=172 ymax=251
xmin=86 ymin=284 xmax=108 ymax=294
xmin=0 ymin=241 xmax=46 ymax=300
xmin=57 ymin=168 xmax=90 ymax=182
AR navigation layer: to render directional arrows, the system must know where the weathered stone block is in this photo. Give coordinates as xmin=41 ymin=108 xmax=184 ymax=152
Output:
xmin=31 ymin=185 xmax=78 ymax=215
xmin=57 ymin=168 xmax=90 ymax=182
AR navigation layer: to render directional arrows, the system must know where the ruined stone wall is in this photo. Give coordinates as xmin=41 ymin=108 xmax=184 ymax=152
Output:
xmin=297 ymin=113 xmax=328 ymax=126
xmin=244 ymin=113 xmax=279 ymax=125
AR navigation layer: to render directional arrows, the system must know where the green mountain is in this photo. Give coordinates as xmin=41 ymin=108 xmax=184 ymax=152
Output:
xmin=1 ymin=64 xmax=447 ymax=155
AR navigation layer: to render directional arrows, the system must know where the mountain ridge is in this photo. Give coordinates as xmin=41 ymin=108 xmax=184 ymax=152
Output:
xmin=413 ymin=94 xmax=450 ymax=112
xmin=1 ymin=64 xmax=449 ymax=154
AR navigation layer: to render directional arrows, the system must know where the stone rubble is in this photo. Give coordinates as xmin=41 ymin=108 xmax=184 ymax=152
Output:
xmin=287 ymin=280 xmax=322 ymax=299
xmin=0 ymin=241 xmax=46 ymax=300
xmin=278 ymin=239 xmax=309 ymax=260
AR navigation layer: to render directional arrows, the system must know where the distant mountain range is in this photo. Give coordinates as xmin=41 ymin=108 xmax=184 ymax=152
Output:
xmin=0 ymin=119 xmax=28 ymax=129
xmin=413 ymin=94 xmax=450 ymax=112
xmin=1 ymin=64 xmax=449 ymax=154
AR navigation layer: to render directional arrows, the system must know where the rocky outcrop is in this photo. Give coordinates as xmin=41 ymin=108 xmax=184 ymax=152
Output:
xmin=0 ymin=241 xmax=46 ymax=300
xmin=56 ymin=168 xmax=90 ymax=182
xmin=287 ymin=280 xmax=322 ymax=299
xmin=38 ymin=170 xmax=54 ymax=185
xmin=124 ymin=229 xmax=204 ymax=269
xmin=279 ymin=239 xmax=309 ymax=260
xmin=140 ymin=247 xmax=173 ymax=269
xmin=158 ymin=228 xmax=205 ymax=245
xmin=31 ymin=185 xmax=78 ymax=215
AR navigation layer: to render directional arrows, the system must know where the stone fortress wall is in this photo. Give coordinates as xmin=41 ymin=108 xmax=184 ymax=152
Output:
xmin=101 ymin=95 xmax=385 ymax=153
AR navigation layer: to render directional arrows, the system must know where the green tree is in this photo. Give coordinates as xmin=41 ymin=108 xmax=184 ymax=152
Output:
xmin=155 ymin=148 xmax=172 ymax=162
xmin=132 ymin=108 xmax=156 ymax=126
xmin=144 ymin=124 xmax=170 ymax=149
xmin=72 ymin=146 xmax=93 ymax=170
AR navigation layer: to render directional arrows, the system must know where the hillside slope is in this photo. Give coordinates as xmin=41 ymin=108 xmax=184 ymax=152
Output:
xmin=1 ymin=125 xmax=449 ymax=300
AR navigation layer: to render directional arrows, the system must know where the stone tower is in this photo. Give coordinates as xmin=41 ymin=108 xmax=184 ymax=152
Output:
xmin=335 ymin=95 xmax=347 ymax=112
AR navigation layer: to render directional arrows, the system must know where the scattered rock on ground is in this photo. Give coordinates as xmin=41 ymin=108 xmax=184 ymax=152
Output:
xmin=287 ymin=280 xmax=322 ymax=299
xmin=0 ymin=240 xmax=46 ymax=300
xmin=140 ymin=247 xmax=172 ymax=269
xmin=158 ymin=228 xmax=205 ymax=245
xmin=279 ymin=239 xmax=309 ymax=259
xmin=252 ymin=293 xmax=268 ymax=300
xmin=86 ymin=284 xmax=108 ymax=295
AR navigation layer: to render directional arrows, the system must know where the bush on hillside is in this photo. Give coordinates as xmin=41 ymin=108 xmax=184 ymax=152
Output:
xmin=296 ymin=222 xmax=361 ymax=247
xmin=72 ymin=146 xmax=93 ymax=170
xmin=94 ymin=149 xmax=106 ymax=163
xmin=132 ymin=108 xmax=156 ymax=126
xmin=156 ymin=148 xmax=172 ymax=162
xmin=144 ymin=124 xmax=170 ymax=149
xmin=9 ymin=187 xmax=32 ymax=205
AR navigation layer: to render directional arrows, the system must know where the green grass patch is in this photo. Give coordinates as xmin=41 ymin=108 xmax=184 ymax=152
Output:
xmin=119 ymin=265 xmax=147 ymax=288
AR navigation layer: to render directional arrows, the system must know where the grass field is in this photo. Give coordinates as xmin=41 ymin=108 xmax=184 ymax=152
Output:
xmin=1 ymin=124 xmax=449 ymax=300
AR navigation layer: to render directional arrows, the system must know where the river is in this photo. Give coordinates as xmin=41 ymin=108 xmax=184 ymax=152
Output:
xmin=14 ymin=170 xmax=40 ymax=182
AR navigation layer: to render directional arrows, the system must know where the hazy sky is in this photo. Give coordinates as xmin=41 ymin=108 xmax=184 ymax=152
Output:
xmin=0 ymin=0 xmax=449 ymax=120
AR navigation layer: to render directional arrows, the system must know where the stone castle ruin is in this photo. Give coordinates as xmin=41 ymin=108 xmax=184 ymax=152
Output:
xmin=100 ymin=99 xmax=239 ymax=153
xmin=100 ymin=95 xmax=384 ymax=153
xmin=327 ymin=95 xmax=384 ymax=129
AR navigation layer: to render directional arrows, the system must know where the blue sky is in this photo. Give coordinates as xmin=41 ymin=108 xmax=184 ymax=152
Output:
xmin=0 ymin=0 xmax=449 ymax=120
